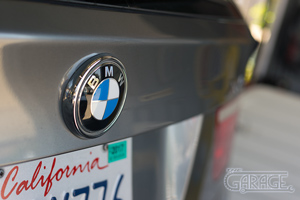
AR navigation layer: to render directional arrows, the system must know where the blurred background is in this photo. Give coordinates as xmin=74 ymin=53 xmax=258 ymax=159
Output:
xmin=228 ymin=0 xmax=300 ymax=199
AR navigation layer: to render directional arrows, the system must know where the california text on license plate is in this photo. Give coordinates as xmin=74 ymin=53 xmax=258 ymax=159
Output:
xmin=0 ymin=138 xmax=132 ymax=200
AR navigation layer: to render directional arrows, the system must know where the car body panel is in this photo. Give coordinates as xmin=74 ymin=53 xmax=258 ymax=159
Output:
xmin=0 ymin=1 xmax=255 ymax=200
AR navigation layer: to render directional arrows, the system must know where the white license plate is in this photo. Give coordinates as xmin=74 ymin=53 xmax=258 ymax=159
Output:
xmin=0 ymin=138 xmax=132 ymax=200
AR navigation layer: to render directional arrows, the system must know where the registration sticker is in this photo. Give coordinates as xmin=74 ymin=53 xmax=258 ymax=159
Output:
xmin=0 ymin=138 xmax=132 ymax=200
xmin=108 ymin=141 xmax=127 ymax=163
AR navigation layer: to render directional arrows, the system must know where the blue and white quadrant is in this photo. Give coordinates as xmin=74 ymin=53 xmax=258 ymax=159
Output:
xmin=91 ymin=78 xmax=119 ymax=120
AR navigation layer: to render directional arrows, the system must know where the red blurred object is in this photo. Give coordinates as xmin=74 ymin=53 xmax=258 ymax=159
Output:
xmin=213 ymin=99 xmax=239 ymax=180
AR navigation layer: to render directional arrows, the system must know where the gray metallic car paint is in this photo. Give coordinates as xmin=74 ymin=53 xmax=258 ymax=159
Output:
xmin=185 ymin=111 xmax=225 ymax=200
xmin=133 ymin=115 xmax=203 ymax=200
xmin=0 ymin=1 xmax=255 ymax=200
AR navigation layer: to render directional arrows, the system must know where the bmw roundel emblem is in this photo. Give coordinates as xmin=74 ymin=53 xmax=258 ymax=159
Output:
xmin=91 ymin=78 xmax=120 ymax=120
xmin=60 ymin=53 xmax=128 ymax=139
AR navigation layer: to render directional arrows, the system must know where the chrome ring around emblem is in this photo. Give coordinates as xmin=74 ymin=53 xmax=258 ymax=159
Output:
xmin=60 ymin=53 xmax=128 ymax=139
